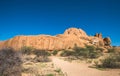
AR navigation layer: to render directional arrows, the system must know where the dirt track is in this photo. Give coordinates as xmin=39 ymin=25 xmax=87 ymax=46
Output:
xmin=51 ymin=56 xmax=120 ymax=76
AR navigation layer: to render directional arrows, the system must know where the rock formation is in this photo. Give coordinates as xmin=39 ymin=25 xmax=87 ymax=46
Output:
xmin=0 ymin=28 xmax=111 ymax=51
xmin=94 ymin=33 xmax=102 ymax=39
xmin=103 ymin=37 xmax=111 ymax=46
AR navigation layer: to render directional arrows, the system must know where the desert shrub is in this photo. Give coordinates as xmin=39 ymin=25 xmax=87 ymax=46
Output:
xmin=94 ymin=60 xmax=99 ymax=66
xmin=73 ymin=45 xmax=101 ymax=59
xmin=21 ymin=48 xmax=51 ymax=63
xmin=22 ymin=54 xmax=35 ymax=63
xmin=76 ymin=48 xmax=89 ymax=58
xmin=88 ymin=52 xmax=99 ymax=58
xmin=96 ymin=47 xmax=104 ymax=52
xmin=86 ymin=45 xmax=96 ymax=51
xmin=54 ymin=68 xmax=62 ymax=73
xmin=46 ymin=74 xmax=54 ymax=76
xmin=86 ymin=45 xmax=102 ymax=58
xmin=99 ymin=56 xmax=118 ymax=68
xmin=20 ymin=46 xmax=34 ymax=55
xmin=33 ymin=56 xmax=51 ymax=62
xmin=0 ymin=47 xmax=22 ymax=76
xmin=108 ymin=48 xmax=115 ymax=53
xmin=86 ymin=59 xmax=93 ymax=63
xmin=33 ymin=49 xmax=51 ymax=57
xmin=33 ymin=49 xmax=51 ymax=62
xmin=60 ymin=50 xmax=75 ymax=56
xmin=97 ymin=52 xmax=120 ymax=68
xmin=52 ymin=50 xmax=58 ymax=55
xmin=60 ymin=45 xmax=102 ymax=59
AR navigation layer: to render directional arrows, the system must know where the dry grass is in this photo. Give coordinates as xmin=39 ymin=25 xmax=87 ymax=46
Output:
xmin=22 ymin=54 xmax=64 ymax=76
xmin=22 ymin=61 xmax=65 ymax=76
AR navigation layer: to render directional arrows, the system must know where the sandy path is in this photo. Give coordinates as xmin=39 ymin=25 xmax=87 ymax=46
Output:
xmin=51 ymin=56 xmax=120 ymax=76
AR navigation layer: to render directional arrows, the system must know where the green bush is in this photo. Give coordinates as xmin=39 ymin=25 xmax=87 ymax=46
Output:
xmin=21 ymin=47 xmax=51 ymax=63
xmin=33 ymin=49 xmax=51 ymax=57
xmin=73 ymin=45 xmax=101 ymax=59
xmin=86 ymin=45 xmax=95 ymax=52
xmin=76 ymin=48 xmax=89 ymax=57
xmin=86 ymin=46 xmax=102 ymax=58
xmin=52 ymin=50 xmax=58 ymax=55
xmin=0 ymin=47 xmax=22 ymax=76
xmin=20 ymin=46 xmax=51 ymax=56
xmin=61 ymin=45 xmax=102 ymax=59
xmin=60 ymin=50 xmax=75 ymax=56
xmin=97 ymin=52 xmax=120 ymax=68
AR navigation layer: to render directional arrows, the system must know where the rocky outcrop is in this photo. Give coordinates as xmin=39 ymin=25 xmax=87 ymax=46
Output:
xmin=64 ymin=28 xmax=88 ymax=38
xmin=103 ymin=37 xmax=111 ymax=46
xmin=94 ymin=33 xmax=102 ymax=39
xmin=0 ymin=28 xmax=112 ymax=51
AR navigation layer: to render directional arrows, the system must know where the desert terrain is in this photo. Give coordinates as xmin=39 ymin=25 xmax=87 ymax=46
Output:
xmin=0 ymin=28 xmax=120 ymax=76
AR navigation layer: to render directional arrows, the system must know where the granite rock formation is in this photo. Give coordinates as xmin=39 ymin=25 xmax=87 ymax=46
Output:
xmin=0 ymin=28 xmax=111 ymax=51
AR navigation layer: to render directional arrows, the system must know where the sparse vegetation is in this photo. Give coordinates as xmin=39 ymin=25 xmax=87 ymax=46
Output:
xmin=54 ymin=68 xmax=62 ymax=73
xmin=33 ymin=55 xmax=51 ymax=62
xmin=46 ymin=73 xmax=54 ymax=76
xmin=94 ymin=47 xmax=120 ymax=68
xmin=33 ymin=49 xmax=51 ymax=57
xmin=22 ymin=66 xmax=39 ymax=75
xmin=22 ymin=62 xmax=65 ymax=76
xmin=107 ymin=47 xmax=115 ymax=53
xmin=94 ymin=60 xmax=99 ymax=66
xmin=0 ymin=47 xmax=22 ymax=76
xmin=96 ymin=47 xmax=104 ymax=52
xmin=33 ymin=49 xmax=51 ymax=62
xmin=21 ymin=46 xmax=51 ymax=63
xmin=60 ymin=50 xmax=75 ymax=57
xmin=1 ymin=45 xmax=120 ymax=76
xmin=20 ymin=46 xmax=34 ymax=55
xmin=86 ymin=59 xmax=93 ymax=63
xmin=61 ymin=45 xmax=102 ymax=59
xmin=95 ymin=51 xmax=120 ymax=68
xmin=20 ymin=46 xmax=62 ymax=76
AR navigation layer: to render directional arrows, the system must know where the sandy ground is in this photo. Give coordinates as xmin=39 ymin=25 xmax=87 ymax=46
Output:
xmin=51 ymin=56 xmax=120 ymax=76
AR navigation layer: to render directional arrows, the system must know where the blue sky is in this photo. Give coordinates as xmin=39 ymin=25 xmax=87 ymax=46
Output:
xmin=0 ymin=0 xmax=120 ymax=46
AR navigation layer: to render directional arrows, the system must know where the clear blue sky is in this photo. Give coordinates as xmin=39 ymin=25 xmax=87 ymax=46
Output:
xmin=0 ymin=0 xmax=120 ymax=46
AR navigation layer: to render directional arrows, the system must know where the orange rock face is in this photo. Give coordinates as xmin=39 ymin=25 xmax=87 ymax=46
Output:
xmin=0 ymin=28 xmax=111 ymax=50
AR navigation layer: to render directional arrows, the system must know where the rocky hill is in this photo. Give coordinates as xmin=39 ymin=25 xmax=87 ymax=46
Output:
xmin=0 ymin=28 xmax=111 ymax=51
